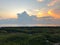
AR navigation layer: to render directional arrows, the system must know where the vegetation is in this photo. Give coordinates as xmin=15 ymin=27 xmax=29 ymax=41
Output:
xmin=0 ymin=27 xmax=60 ymax=45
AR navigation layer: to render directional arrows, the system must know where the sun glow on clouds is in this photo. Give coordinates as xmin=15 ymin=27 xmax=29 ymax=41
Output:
xmin=48 ymin=8 xmax=60 ymax=19
xmin=37 ymin=12 xmax=43 ymax=17
xmin=27 ymin=8 xmax=49 ymax=18
xmin=37 ymin=12 xmax=46 ymax=17
xmin=27 ymin=9 xmax=43 ymax=17
xmin=0 ymin=0 xmax=60 ymax=19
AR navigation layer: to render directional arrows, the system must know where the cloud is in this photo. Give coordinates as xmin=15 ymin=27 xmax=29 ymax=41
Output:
xmin=37 ymin=0 xmax=44 ymax=2
xmin=0 ymin=11 xmax=60 ymax=26
xmin=48 ymin=8 xmax=60 ymax=19
xmin=48 ymin=0 xmax=59 ymax=6
xmin=27 ymin=8 xmax=49 ymax=17
xmin=18 ymin=11 xmax=59 ymax=25
xmin=36 ymin=16 xmax=60 ymax=25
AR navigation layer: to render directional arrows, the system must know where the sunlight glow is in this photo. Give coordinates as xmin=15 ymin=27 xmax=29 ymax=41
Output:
xmin=36 ymin=11 xmax=47 ymax=18
xmin=48 ymin=10 xmax=60 ymax=19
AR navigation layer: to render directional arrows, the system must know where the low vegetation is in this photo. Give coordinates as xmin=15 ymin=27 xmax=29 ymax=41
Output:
xmin=0 ymin=27 xmax=60 ymax=45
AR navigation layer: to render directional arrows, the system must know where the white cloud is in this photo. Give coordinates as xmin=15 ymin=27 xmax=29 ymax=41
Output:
xmin=37 ymin=0 xmax=44 ymax=2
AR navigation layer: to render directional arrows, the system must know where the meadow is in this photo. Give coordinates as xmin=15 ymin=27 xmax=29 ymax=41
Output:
xmin=0 ymin=27 xmax=60 ymax=45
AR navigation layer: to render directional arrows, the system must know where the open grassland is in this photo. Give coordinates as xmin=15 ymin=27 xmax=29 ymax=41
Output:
xmin=0 ymin=27 xmax=60 ymax=45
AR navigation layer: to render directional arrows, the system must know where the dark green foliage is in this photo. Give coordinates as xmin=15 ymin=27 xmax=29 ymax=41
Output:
xmin=29 ymin=35 xmax=52 ymax=45
xmin=0 ymin=27 xmax=60 ymax=45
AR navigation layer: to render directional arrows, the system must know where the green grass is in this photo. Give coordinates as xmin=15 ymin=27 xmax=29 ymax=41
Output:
xmin=0 ymin=27 xmax=60 ymax=45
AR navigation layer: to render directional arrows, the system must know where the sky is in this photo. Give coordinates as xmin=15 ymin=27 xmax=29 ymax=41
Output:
xmin=0 ymin=0 xmax=60 ymax=26
xmin=0 ymin=0 xmax=60 ymax=19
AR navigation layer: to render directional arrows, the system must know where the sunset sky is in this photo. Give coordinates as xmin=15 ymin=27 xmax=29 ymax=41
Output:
xmin=0 ymin=0 xmax=60 ymax=19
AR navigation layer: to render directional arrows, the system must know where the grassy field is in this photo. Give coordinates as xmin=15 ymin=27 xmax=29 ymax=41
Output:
xmin=0 ymin=27 xmax=60 ymax=45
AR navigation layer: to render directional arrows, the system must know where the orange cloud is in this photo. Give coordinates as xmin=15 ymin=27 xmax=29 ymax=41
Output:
xmin=27 ymin=8 xmax=49 ymax=18
xmin=48 ymin=8 xmax=60 ymax=19
xmin=37 ymin=12 xmax=47 ymax=17
xmin=48 ymin=0 xmax=59 ymax=6
xmin=36 ymin=8 xmax=49 ymax=18
xmin=37 ymin=12 xmax=43 ymax=17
